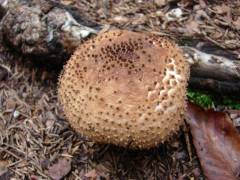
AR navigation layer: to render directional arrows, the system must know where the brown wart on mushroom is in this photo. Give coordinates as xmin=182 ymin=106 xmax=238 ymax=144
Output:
xmin=58 ymin=30 xmax=190 ymax=149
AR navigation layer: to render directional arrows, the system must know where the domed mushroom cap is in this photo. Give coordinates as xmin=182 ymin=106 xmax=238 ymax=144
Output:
xmin=58 ymin=30 xmax=189 ymax=149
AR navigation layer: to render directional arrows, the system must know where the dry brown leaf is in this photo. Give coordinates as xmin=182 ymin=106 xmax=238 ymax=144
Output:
xmin=214 ymin=4 xmax=231 ymax=15
xmin=84 ymin=169 xmax=98 ymax=179
xmin=47 ymin=158 xmax=72 ymax=180
xmin=186 ymin=102 xmax=240 ymax=180
xmin=214 ymin=4 xmax=232 ymax=23
xmin=0 ymin=161 xmax=8 ymax=177
xmin=199 ymin=0 xmax=206 ymax=8
xmin=233 ymin=17 xmax=240 ymax=30
xmin=60 ymin=0 xmax=75 ymax=5
xmin=112 ymin=15 xmax=129 ymax=24
xmin=0 ymin=161 xmax=11 ymax=179
xmin=84 ymin=165 xmax=110 ymax=180
xmin=185 ymin=20 xmax=200 ymax=36
xmin=154 ymin=0 xmax=168 ymax=7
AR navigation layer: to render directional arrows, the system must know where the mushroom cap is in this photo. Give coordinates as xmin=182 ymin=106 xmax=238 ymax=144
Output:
xmin=58 ymin=30 xmax=189 ymax=149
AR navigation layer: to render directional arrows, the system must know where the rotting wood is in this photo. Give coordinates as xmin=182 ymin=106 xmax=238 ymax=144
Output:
xmin=183 ymin=47 xmax=240 ymax=96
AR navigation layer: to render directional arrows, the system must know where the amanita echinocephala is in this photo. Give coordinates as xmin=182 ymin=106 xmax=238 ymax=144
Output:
xmin=58 ymin=30 xmax=189 ymax=149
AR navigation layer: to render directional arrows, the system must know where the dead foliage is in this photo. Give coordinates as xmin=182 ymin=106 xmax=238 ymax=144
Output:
xmin=47 ymin=157 xmax=72 ymax=180
xmin=186 ymin=102 xmax=240 ymax=180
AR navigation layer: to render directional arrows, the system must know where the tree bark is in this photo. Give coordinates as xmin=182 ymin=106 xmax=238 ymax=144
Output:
xmin=0 ymin=0 xmax=239 ymax=96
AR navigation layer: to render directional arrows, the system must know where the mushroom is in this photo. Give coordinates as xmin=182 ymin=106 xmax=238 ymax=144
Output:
xmin=58 ymin=30 xmax=189 ymax=149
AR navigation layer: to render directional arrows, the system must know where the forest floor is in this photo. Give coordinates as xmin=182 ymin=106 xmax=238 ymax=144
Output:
xmin=0 ymin=0 xmax=240 ymax=179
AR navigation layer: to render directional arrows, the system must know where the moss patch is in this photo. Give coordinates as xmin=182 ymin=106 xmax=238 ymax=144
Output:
xmin=187 ymin=90 xmax=240 ymax=110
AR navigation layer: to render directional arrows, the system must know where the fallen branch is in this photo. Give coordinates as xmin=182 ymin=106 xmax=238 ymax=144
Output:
xmin=183 ymin=47 xmax=240 ymax=96
xmin=183 ymin=46 xmax=240 ymax=82
xmin=0 ymin=0 xmax=239 ymax=95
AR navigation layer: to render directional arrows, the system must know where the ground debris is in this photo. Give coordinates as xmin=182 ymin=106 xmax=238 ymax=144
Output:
xmin=74 ymin=0 xmax=240 ymax=55
xmin=84 ymin=164 xmax=110 ymax=180
xmin=187 ymin=102 xmax=240 ymax=180
xmin=47 ymin=157 xmax=72 ymax=180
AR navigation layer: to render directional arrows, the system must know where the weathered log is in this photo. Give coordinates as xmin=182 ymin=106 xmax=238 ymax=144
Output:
xmin=189 ymin=78 xmax=240 ymax=97
xmin=183 ymin=47 xmax=240 ymax=96
xmin=183 ymin=47 xmax=240 ymax=82
xmin=0 ymin=0 xmax=99 ymax=65
xmin=0 ymin=0 xmax=240 ymax=96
